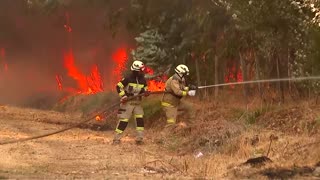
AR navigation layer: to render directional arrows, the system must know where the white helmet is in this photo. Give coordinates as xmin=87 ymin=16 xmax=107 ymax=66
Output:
xmin=131 ymin=60 xmax=145 ymax=71
xmin=175 ymin=64 xmax=189 ymax=77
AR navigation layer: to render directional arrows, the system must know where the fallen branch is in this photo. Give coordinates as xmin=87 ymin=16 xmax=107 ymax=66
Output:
xmin=143 ymin=158 xmax=185 ymax=175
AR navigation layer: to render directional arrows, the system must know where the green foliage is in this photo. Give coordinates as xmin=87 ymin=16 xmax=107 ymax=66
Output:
xmin=246 ymin=109 xmax=262 ymax=125
xmin=9 ymin=0 xmax=320 ymax=95
xmin=245 ymin=106 xmax=271 ymax=125
xmin=124 ymin=0 xmax=320 ymax=90
xmin=141 ymin=97 xmax=163 ymax=121
xmin=131 ymin=29 xmax=167 ymax=71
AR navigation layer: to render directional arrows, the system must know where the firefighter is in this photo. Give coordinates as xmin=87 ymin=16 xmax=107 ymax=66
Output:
xmin=113 ymin=60 xmax=150 ymax=145
xmin=161 ymin=64 xmax=197 ymax=126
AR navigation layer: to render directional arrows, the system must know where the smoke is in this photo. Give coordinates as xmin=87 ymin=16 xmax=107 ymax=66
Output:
xmin=0 ymin=0 xmax=134 ymax=107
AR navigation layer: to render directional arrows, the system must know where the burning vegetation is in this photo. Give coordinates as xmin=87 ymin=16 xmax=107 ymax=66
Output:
xmin=56 ymin=47 xmax=166 ymax=97
xmin=52 ymin=12 xmax=166 ymax=97
xmin=61 ymin=49 xmax=104 ymax=95
xmin=0 ymin=10 xmax=166 ymax=109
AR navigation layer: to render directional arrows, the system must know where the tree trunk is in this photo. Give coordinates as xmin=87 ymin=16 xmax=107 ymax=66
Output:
xmin=183 ymin=54 xmax=187 ymax=65
xmin=195 ymin=58 xmax=201 ymax=99
xmin=254 ymin=51 xmax=262 ymax=99
xmin=195 ymin=58 xmax=201 ymax=87
xmin=287 ymin=48 xmax=291 ymax=92
xmin=239 ymin=52 xmax=248 ymax=104
xmin=214 ymin=54 xmax=219 ymax=98
xmin=276 ymin=57 xmax=284 ymax=104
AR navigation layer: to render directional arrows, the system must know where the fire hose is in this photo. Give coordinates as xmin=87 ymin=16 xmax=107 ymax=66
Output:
xmin=1 ymin=75 xmax=320 ymax=146
xmin=0 ymin=91 xmax=164 ymax=146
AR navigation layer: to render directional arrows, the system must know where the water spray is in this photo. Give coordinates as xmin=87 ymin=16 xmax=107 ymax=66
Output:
xmin=198 ymin=76 xmax=320 ymax=89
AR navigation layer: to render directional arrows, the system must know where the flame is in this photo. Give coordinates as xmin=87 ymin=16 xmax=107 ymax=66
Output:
xmin=64 ymin=50 xmax=88 ymax=90
xmin=59 ymin=12 xmax=103 ymax=95
xmin=57 ymin=45 xmax=164 ymax=97
xmin=147 ymin=78 xmax=166 ymax=91
xmin=64 ymin=24 xmax=72 ymax=33
xmin=87 ymin=65 xmax=104 ymax=93
xmin=112 ymin=48 xmax=127 ymax=84
xmin=144 ymin=66 xmax=166 ymax=91
xmin=63 ymin=50 xmax=103 ymax=94
xmin=225 ymin=62 xmax=243 ymax=89
xmin=144 ymin=66 xmax=154 ymax=74
xmin=95 ymin=115 xmax=102 ymax=121
xmin=110 ymin=47 xmax=166 ymax=92
xmin=55 ymin=75 xmax=63 ymax=91
xmin=64 ymin=12 xmax=72 ymax=33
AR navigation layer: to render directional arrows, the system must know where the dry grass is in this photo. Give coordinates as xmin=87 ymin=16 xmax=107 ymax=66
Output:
xmin=0 ymin=105 xmax=82 ymax=124
xmin=144 ymin=93 xmax=320 ymax=179
xmin=1 ymin=91 xmax=320 ymax=179
xmin=148 ymin=129 xmax=320 ymax=178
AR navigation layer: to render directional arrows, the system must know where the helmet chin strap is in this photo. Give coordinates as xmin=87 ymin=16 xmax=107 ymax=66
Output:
xmin=176 ymin=72 xmax=185 ymax=79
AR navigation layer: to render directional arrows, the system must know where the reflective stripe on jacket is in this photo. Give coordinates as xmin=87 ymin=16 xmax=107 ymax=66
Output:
xmin=116 ymin=73 xmax=148 ymax=100
xmin=161 ymin=74 xmax=188 ymax=106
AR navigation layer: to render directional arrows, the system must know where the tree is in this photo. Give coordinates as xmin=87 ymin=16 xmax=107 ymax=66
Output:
xmin=17 ymin=0 xmax=320 ymax=97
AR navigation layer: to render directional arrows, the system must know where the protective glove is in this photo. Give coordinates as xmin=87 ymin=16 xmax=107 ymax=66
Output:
xmin=188 ymin=84 xmax=198 ymax=90
xmin=187 ymin=90 xmax=196 ymax=96
xmin=144 ymin=91 xmax=151 ymax=97
xmin=120 ymin=95 xmax=128 ymax=103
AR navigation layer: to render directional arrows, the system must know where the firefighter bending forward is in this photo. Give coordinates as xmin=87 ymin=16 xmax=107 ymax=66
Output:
xmin=113 ymin=60 xmax=150 ymax=145
xmin=161 ymin=64 xmax=197 ymax=126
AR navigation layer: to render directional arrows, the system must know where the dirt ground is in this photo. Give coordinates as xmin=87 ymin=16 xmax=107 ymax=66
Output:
xmin=0 ymin=105 xmax=319 ymax=179
xmin=0 ymin=106 xmax=183 ymax=179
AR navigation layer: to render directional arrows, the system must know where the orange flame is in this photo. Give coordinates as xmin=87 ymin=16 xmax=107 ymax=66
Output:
xmin=144 ymin=66 xmax=166 ymax=91
xmin=147 ymin=79 xmax=166 ymax=91
xmin=87 ymin=65 xmax=104 ymax=93
xmin=95 ymin=115 xmax=102 ymax=121
xmin=112 ymin=48 xmax=127 ymax=84
xmin=64 ymin=50 xmax=88 ymax=90
xmin=57 ymin=45 xmax=165 ymax=97
xmin=63 ymin=50 xmax=103 ymax=94
xmin=111 ymin=48 xmax=166 ymax=91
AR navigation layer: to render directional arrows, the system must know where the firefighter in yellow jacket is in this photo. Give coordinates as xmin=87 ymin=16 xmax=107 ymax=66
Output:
xmin=113 ymin=60 xmax=150 ymax=145
xmin=161 ymin=64 xmax=197 ymax=126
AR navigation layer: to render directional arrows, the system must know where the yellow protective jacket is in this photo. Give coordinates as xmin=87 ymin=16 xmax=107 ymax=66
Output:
xmin=161 ymin=74 xmax=189 ymax=107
